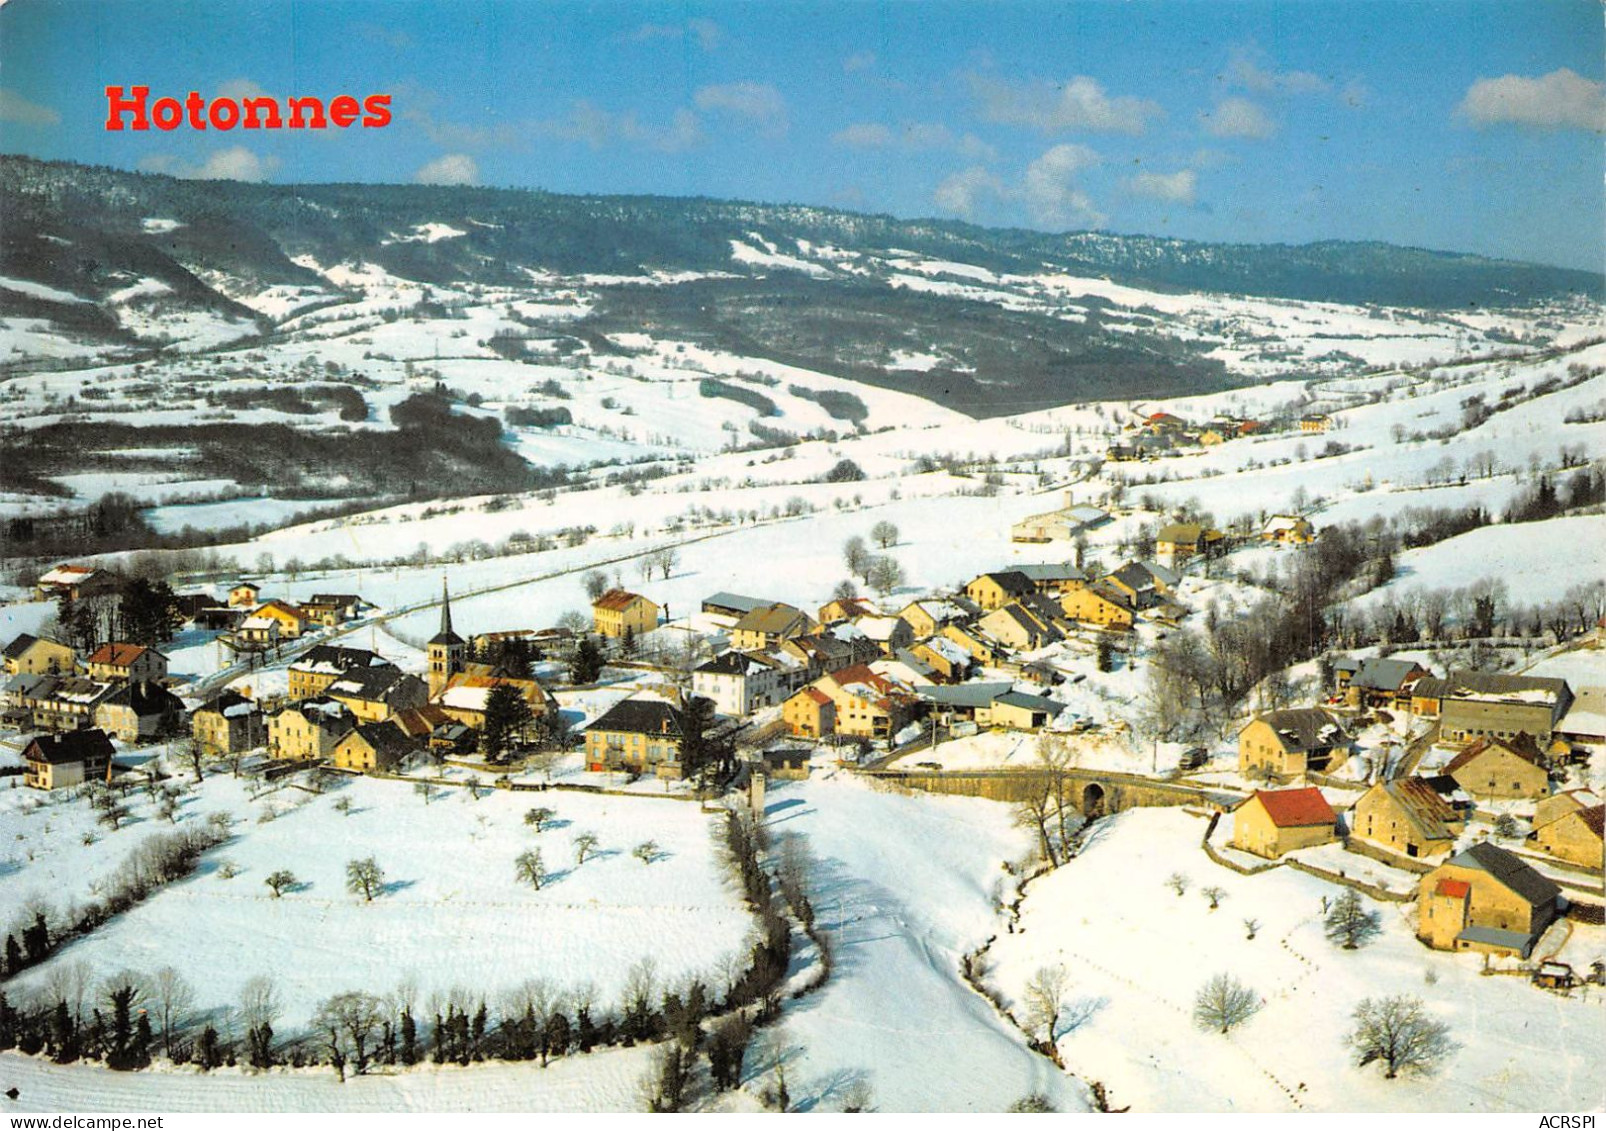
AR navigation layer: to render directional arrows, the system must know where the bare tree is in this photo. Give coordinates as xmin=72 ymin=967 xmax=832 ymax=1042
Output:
xmin=633 ymin=840 xmax=660 ymax=865
xmin=1350 ymin=995 xmax=1456 ymax=1079
xmin=1201 ymin=885 xmax=1226 ymax=910
xmin=264 ymin=869 xmax=297 ymax=897
xmin=516 ymin=849 xmax=547 ymax=890
xmin=1324 ymin=890 xmax=1382 ymax=950
xmin=312 ymin=991 xmax=385 ymax=1079
xmin=524 ymin=806 xmax=556 ymax=832
xmin=573 ymin=832 xmax=600 ymax=866
xmin=1022 ymin=964 xmax=1070 ymax=1044
xmin=1014 ymin=783 xmax=1060 ymax=867
xmin=582 ymin=570 xmax=610 ymax=601
xmin=346 ymin=857 xmax=385 ymax=901
xmin=843 ymin=536 xmax=873 ymax=585
xmin=870 ymin=520 xmax=899 ymax=549
xmin=866 ymin=555 xmax=905 ymax=596
xmin=149 ymin=967 xmax=195 ymax=1060
xmin=1165 ymin=872 xmax=1189 ymax=897
xmin=413 ymin=782 xmax=436 ymax=806
xmin=1192 ymin=973 xmax=1260 ymax=1034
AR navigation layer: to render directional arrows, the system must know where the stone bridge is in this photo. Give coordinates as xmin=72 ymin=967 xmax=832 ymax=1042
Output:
xmin=860 ymin=766 xmax=1245 ymax=817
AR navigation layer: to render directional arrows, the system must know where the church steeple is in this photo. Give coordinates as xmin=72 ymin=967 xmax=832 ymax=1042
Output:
xmin=427 ymin=578 xmax=465 ymax=698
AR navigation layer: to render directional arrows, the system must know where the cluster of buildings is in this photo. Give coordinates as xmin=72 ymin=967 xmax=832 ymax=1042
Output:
xmin=1230 ymin=661 xmax=1601 ymax=961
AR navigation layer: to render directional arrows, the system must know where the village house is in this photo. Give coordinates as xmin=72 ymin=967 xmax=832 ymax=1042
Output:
xmin=977 ymin=690 xmax=1066 ymax=731
xmin=907 ymin=636 xmax=974 ymax=683
xmin=592 ymin=589 xmax=660 ymax=640
xmin=896 ymin=598 xmax=978 ymax=641
xmin=252 ymin=599 xmax=308 ymax=640
xmin=848 ymin=614 xmax=915 ymax=656
xmin=191 ymin=691 xmax=266 ymax=757
xmin=964 ymin=571 xmax=1036 ymax=611
xmin=35 ymin=564 xmax=122 ymax=603
xmin=692 ymin=649 xmax=807 ymax=717
xmin=228 ymin=581 xmax=263 ymax=607
xmin=873 ymin=651 xmax=937 ymax=688
xmin=810 ymin=664 xmax=918 ymax=741
xmin=331 ymin=722 xmax=418 ymax=773
xmin=300 ymin=593 xmax=366 ymax=627
xmin=269 ymin=698 xmax=355 ymax=761
xmin=730 ymin=603 xmax=819 ymax=651
xmin=235 ymin=615 xmax=282 ymax=650
xmin=1014 ymin=563 xmax=1089 ymax=595
xmin=1422 ymin=670 xmax=1574 ymax=746
xmin=1530 ymin=804 xmax=1604 ymax=869
xmin=937 ymin=622 xmax=1008 ymax=666
xmin=84 ymin=642 xmax=169 ymax=684
xmin=1059 ymin=583 xmax=1136 ymax=630
xmin=1155 ymin=522 xmax=1226 ymax=566
xmin=978 ymin=596 xmax=1069 ymax=652
xmin=776 ymin=625 xmax=882 ymax=678
xmin=326 ymin=665 xmax=429 ymax=723
xmin=782 ymin=686 xmax=836 ymax=739
xmin=95 ymin=681 xmax=183 ymax=742
xmin=1100 ymin=561 xmax=1177 ymax=610
xmin=1238 ymin=707 xmax=1353 ymax=778
xmin=1532 ymin=788 xmax=1600 ymax=830
xmin=1443 ymin=735 xmax=1551 ymax=801
xmin=1230 ymin=788 xmax=1339 ymax=858
xmin=3 ymin=673 xmax=116 ymax=732
xmin=288 ymin=645 xmax=392 ymax=700
xmin=2 ymin=632 xmax=75 ymax=674
xmin=1299 ymin=413 xmax=1332 ymax=433
xmin=23 ymin=729 xmax=115 ymax=790
xmin=700 ymin=592 xmax=776 ymax=625
xmin=1335 ymin=657 xmax=1430 ymax=710
xmin=1350 ymin=776 xmax=1464 ymax=859
xmin=436 ymin=672 xmax=557 ymax=740
xmin=583 ymin=696 xmax=686 ymax=775
xmin=2 ymin=634 xmax=76 ymax=677
xmin=1417 ymin=842 xmax=1561 ymax=958
xmin=1010 ymin=494 xmax=1110 ymax=544
xmin=391 ymin=703 xmax=476 ymax=756
xmin=1262 ymin=515 xmax=1316 ymax=545
xmin=817 ymin=596 xmax=878 ymax=626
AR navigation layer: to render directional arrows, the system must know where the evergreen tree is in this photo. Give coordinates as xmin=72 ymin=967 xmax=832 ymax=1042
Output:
xmin=481 ymin=682 xmax=534 ymax=762
xmin=197 ymin=1025 xmax=221 ymax=1070
xmin=23 ymin=912 xmax=49 ymax=963
xmin=5 ymin=933 xmax=22 ymax=975
xmin=400 ymin=1009 xmax=418 ymax=1065
xmin=0 ymin=991 xmax=16 ymax=1052
xmin=571 ymin=635 xmax=604 ymax=684
xmin=51 ymin=1000 xmax=77 ymax=1063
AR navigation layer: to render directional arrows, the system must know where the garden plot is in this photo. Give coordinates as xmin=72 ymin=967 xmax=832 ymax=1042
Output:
xmin=6 ymin=774 xmax=756 ymax=1033
xmin=985 ymin=808 xmax=1605 ymax=1114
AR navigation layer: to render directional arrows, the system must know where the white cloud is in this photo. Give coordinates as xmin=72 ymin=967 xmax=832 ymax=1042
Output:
xmin=833 ymin=122 xmax=895 ymax=148
xmin=844 ymin=51 xmax=876 ymax=73
xmin=1128 ymin=168 xmax=1197 ymax=205
xmin=694 ymin=82 xmax=788 ymax=136
xmin=139 ymin=146 xmax=281 ymax=182
xmin=970 ymin=74 xmax=1163 ymax=135
xmin=1201 ymin=97 xmax=1275 ymax=139
xmin=216 ymin=79 xmax=271 ymax=102
xmin=933 ymin=165 xmax=1006 ymax=219
xmin=832 ymin=120 xmax=994 ymax=160
xmin=0 ymin=88 xmax=61 ymax=126
xmin=631 ymin=19 xmax=721 ymax=51
xmin=1227 ymin=47 xmax=1328 ymax=96
xmin=1458 ymin=68 xmax=1605 ymax=132
xmin=414 ymin=153 xmax=479 ymax=186
xmin=1023 ymin=143 xmax=1105 ymax=227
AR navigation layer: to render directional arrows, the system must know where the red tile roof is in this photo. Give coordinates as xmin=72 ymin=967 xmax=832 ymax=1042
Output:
xmin=1434 ymin=878 xmax=1471 ymax=899
xmin=594 ymin=588 xmax=650 ymax=612
xmin=86 ymin=642 xmax=150 ymax=668
xmin=1251 ymin=787 xmax=1337 ymax=828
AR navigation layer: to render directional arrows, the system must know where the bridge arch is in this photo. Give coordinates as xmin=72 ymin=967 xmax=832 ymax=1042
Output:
xmin=1081 ymin=782 xmax=1106 ymax=818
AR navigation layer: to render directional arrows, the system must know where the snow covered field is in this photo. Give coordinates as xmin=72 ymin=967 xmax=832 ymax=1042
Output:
xmin=3 ymin=773 xmax=755 ymax=1033
xmin=986 ymin=808 xmax=1605 ymax=1114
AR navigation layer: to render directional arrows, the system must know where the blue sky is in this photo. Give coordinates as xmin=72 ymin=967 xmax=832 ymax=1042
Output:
xmin=1 ymin=0 xmax=1601 ymax=270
